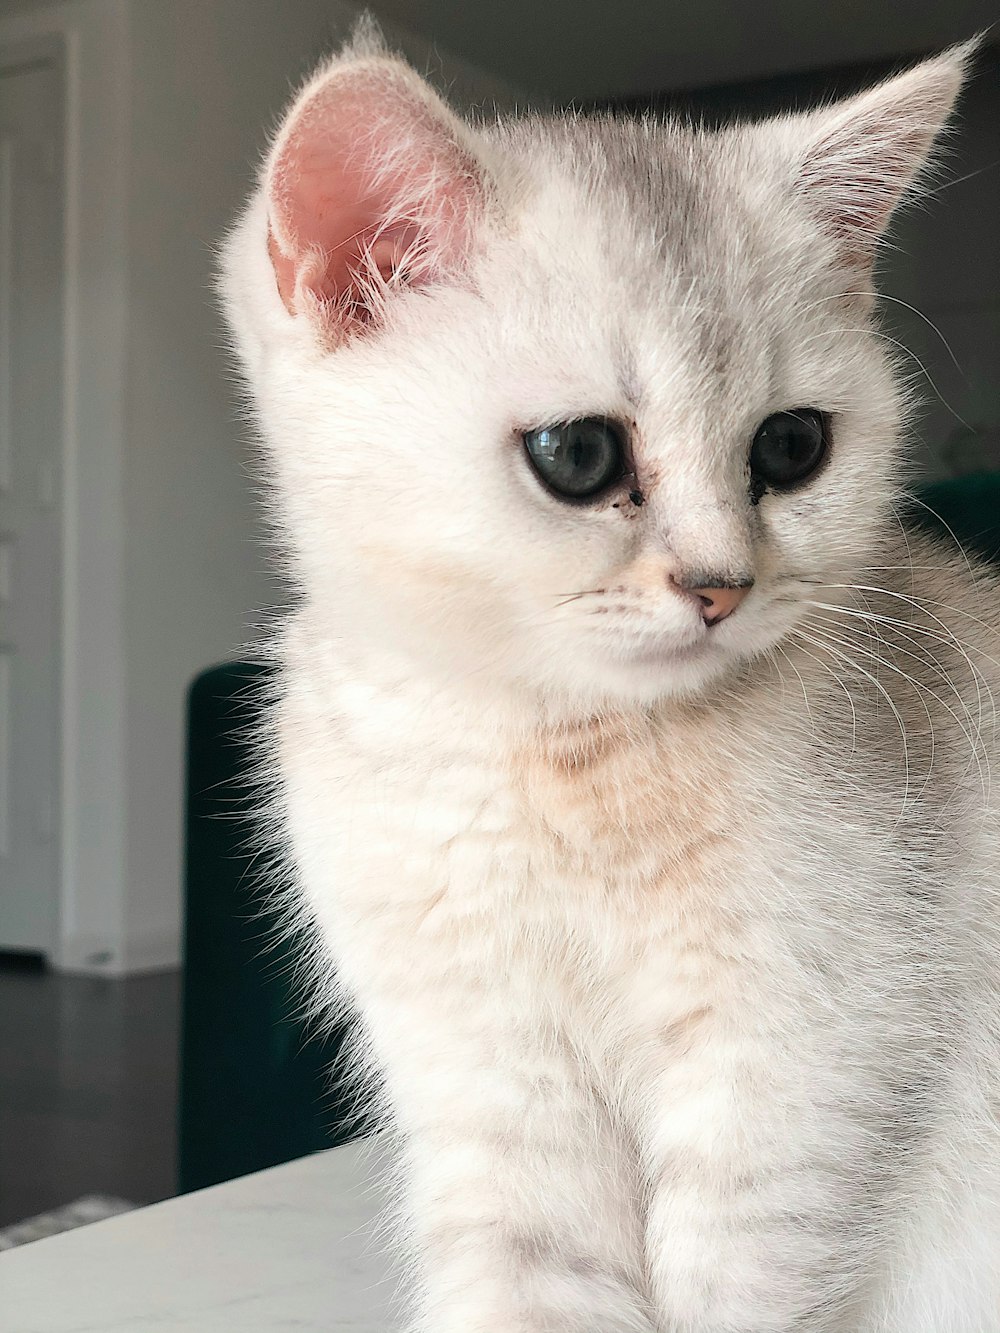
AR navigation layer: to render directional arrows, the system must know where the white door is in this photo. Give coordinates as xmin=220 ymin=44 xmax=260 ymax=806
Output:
xmin=0 ymin=47 xmax=64 ymax=956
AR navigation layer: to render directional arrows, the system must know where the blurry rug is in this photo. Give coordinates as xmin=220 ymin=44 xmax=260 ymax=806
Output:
xmin=0 ymin=1195 xmax=136 ymax=1250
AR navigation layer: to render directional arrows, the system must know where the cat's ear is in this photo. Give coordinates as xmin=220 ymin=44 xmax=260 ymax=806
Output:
xmin=264 ymin=26 xmax=486 ymax=344
xmin=783 ymin=41 xmax=976 ymax=275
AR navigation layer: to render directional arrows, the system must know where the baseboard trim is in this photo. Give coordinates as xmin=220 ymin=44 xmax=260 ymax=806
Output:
xmin=53 ymin=930 xmax=180 ymax=977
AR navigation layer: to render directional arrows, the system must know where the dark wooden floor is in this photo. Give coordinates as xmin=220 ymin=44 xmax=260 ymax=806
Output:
xmin=0 ymin=958 xmax=181 ymax=1228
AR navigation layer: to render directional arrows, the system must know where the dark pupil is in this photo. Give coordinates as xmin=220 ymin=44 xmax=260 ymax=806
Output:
xmin=750 ymin=409 xmax=826 ymax=490
xmin=523 ymin=418 xmax=623 ymax=499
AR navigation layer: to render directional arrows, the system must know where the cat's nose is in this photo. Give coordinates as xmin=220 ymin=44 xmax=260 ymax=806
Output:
xmin=693 ymin=584 xmax=750 ymax=624
xmin=669 ymin=575 xmax=753 ymax=625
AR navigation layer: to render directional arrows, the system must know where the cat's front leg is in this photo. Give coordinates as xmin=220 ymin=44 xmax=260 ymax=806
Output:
xmin=366 ymin=991 xmax=657 ymax=1333
xmin=638 ymin=1052 xmax=878 ymax=1333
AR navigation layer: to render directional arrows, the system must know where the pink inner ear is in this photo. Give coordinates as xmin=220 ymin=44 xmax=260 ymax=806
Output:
xmin=266 ymin=67 xmax=479 ymax=334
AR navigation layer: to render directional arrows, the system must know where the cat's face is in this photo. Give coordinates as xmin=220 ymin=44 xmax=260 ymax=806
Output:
xmin=222 ymin=32 xmax=968 ymax=711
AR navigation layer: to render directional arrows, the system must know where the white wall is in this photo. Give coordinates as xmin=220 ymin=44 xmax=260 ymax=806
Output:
xmin=0 ymin=0 xmax=131 ymax=971
xmin=119 ymin=0 xmax=338 ymax=971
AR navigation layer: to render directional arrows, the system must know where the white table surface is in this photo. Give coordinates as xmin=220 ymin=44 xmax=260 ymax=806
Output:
xmin=0 ymin=1138 xmax=402 ymax=1332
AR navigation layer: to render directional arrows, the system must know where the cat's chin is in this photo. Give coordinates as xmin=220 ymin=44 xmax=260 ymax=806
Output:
xmin=623 ymin=637 xmax=706 ymax=668
xmin=585 ymin=635 xmax=739 ymax=705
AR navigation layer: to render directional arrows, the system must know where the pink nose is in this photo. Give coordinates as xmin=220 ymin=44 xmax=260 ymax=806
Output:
xmin=689 ymin=583 xmax=751 ymax=624
xmin=668 ymin=574 xmax=753 ymax=625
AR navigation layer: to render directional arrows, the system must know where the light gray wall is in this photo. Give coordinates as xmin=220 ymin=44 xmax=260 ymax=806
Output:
xmin=120 ymin=0 xmax=337 ymax=968
xmin=0 ymin=0 xmax=72 ymax=13
xmin=1 ymin=0 xmax=133 ymax=972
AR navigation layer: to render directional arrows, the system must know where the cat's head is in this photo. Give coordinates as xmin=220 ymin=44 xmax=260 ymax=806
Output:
xmin=221 ymin=25 xmax=972 ymax=711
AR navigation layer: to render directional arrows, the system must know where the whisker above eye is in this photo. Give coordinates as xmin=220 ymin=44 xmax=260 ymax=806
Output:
xmin=792 ymin=325 xmax=973 ymax=430
xmin=800 ymin=291 xmax=971 ymax=388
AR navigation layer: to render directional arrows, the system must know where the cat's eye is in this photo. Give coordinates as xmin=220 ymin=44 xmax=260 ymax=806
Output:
xmin=750 ymin=409 xmax=828 ymax=493
xmin=523 ymin=418 xmax=626 ymax=500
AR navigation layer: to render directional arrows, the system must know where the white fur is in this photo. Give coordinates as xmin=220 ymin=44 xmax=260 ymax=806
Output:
xmin=220 ymin=30 xmax=1000 ymax=1332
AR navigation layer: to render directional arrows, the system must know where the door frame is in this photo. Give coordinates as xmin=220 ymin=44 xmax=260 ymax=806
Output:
xmin=0 ymin=0 xmax=131 ymax=973
xmin=1 ymin=32 xmax=66 ymax=955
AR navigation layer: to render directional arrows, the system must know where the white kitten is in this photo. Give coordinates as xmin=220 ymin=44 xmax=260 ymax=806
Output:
xmin=221 ymin=23 xmax=1000 ymax=1332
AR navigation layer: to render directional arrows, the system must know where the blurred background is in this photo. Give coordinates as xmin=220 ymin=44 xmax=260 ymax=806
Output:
xmin=0 ymin=0 xmax=996 ymax=1240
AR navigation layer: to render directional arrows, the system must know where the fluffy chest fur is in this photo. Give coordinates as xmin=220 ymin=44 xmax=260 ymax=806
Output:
xmin=276 ymin=624 xmax=952 ymax=1090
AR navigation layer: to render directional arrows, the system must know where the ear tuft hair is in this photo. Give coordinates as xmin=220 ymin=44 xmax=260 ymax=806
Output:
xmin=341 ymin=10 xmax=390 ymax=62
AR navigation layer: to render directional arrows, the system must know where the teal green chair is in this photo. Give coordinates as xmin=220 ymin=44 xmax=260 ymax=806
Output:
xmin=178 ymin=662 xmax=369 ymax=1195
xmin=178 ymin=473 xmax=1000 ymax=1193
xmin=909 ymin=473 xmax=1000 ymax=565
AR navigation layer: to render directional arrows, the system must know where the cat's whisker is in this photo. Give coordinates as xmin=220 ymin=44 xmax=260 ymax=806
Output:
xmin=804 ymin=596 xmax=996 ymax=746
xmin=844 ymin=565 xmax=974 ymax=575
xmin=800 ymin=613 xmax=991 ymax=807
xmin=805 ymin=576 xmax=999 ymax=673
xmin=773 ymin=642 xmax=818 ymax=737
xmin=798 ymin=617 xmax=935 ymax=739
xmin=808 ymin=586 xmax=1000 ymax=686
xmin=803 ymin=565 xmax=981 ymax=574
xmin=549 ymin=589 xmax=608 ymax=609
xmin=795 ymin=616 xmax=929 ymax=814
xmin=800 ymin=602 xmax=994 ymax=805
xmin=760 ymin=646 xmax=791 ymax=711
xmin=887 ymin=502 xmax=920 ymax=601
xmin=787 ymin=623 xmax=917 ymax=817
xmin=846 ymin=570 xmax=984 ymax=721
xmin=503 ymin=591 xmax=607 ymax=636
xmin=905 ymin=495 xmax=985 ymax=586
xmin=783 ymin=632 xmax=861 ymax=756
xmin=865 ymin=599 xmax=989 ymax=741
xmin=823 ymin=580 xmax=1000 ymax=650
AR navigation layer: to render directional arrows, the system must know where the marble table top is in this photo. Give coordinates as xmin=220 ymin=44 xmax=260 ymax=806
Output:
xmin=0 ymin=1137 xmax=402 ymax=1332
